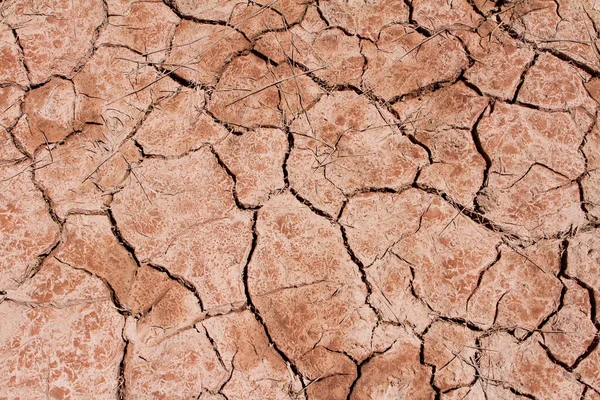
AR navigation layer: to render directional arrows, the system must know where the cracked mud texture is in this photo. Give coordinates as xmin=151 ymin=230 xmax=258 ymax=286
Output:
xmin=1 ymin=0 xmax=600 ymax=398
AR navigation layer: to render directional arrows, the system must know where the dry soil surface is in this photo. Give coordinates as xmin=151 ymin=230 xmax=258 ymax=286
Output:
xmin=1 ymin=0 xmax=600 ymax=399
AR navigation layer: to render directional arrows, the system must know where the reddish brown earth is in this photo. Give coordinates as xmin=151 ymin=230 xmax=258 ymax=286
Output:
xmin=1 ymin=0 xmax=600 ymax=398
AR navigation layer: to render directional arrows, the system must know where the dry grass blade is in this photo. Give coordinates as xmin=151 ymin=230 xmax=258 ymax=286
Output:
xmin=396 ymin=28 xmax=449 ymax=61
xmin=120 ymin=153 xmax=152 ymax=205
xmin=1 ymin=159 xmax=50 ymax=183
xmin=81 ymin=150 xmax=117 ymax=184
xmin=225 ymin=66 xmax=327 ymax=107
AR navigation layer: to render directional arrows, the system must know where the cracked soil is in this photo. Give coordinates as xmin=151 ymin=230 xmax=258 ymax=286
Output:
xmin=1 ymin=0 xmax=600 ymax=398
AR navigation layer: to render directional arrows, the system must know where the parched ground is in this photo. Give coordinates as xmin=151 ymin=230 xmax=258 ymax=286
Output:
xmin=1 ymin=0 xmax=600 ymax=398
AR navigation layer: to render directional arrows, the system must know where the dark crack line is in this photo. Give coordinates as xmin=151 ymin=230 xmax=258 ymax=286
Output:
xmin=253 ymin=0 xmax=310 ymax=32
xmin=387 ymin=76 xmax=461 ymax=105
xmin=313 ymin=0 xmax=332 ymax=28
xmin=568 ymin=276 xmax=599 ymax=326
xmin=348 ymin=186 xmax=408 ymax=197
xmin=339 ymin=224 xmax=382 ymax=320
xmin=508 ymin=386 xmax=539 ymax=400
xmin=30 ymin=168 xmax=64 ymax=226
xmin=197 ymin=324 xmax=226 ymax=370
xmin=202 ymin=104 xmax=246 ymax=136
xmin=466 ymin=0 xmax=488 ymax=17
xmin=106 ymin=208 xmax=142 ymax=268
xmin=437 ymin=315 xmax=486 ymax=333
xmin=242 ymin=211 xmax=306 ymax=391
xmin=166 ymin=2 xmax=228 ymax=26
xmin=404 ymin=261 xmax=435 ymax=313
xmin=132 ymin=139 xmax=167 ymax=160
xmin=209 ymin=145 xmax=261 ymax=210
xmin=281 ymin=125 xmax=294 ymax=190
xmin=453 ymin=33 xmax=477 ymax=69
xmin=289 ymin=187 xmax=336 ymax=221
xmin=417 ymin=324 xmax=442 ymax=399
xmin=472 ymin=337 xmax=488 ymax=399
xmin=525 ymin=239 xmax=571 ymax=350
xmin=510 ymin=53 xmax=538 ymax=104
xmin=413 ymin=183 xmax=522 ymax=241
xmin=460 ymin=74 xmax=485 ymax=96
xmin=471 ymin=103 xmax=493 ymax=214
xmin=577 ymin=112 xmax=596 ymax=222
xmin=54 ymin=256 xmax=131 ymax=316
xmin=6 ymin=117 xmax=32 ymax=158
xmin=153 ymin=64 xmax=208 ymax=90
xmin=466 ymin=244 xmax=503 ymax=314
xmin=499 ymin=23 xmax=600 ymax=78
xmin=274 ymin=53 xmax=365 ymax=97
xmin=572 ymin=335 xmax=600 ymax=371
xmin=117 ymin=336 xmax=129 ymax=400
xmin=538 ymin=340 xmax=573 ymax=371
xmin=335 ymin=198 xmax=349 ymax=221
xmin=160 ymin=0 xmax=237 ymax=31
xmin=20 ymin=240 xmax=61 ymax=287
xmin=581 ymin=386 xmax=590 ymax=400
xmin=389 ymin=251 xmax=437 ymax=317
xmin=491 ymin=290 xmax=510 ymax=327
xmin=146 ymin=262 xmax=205 ymax=312
xmin=345 ymin=339 xmax=400 ymax=400
xmin=9 ymin=26 xmax=31 ymax=83
xmin=250 ymin=48 xmax=280 ymax=67
xmin=561 ymin=269 xmax=600 ymax=370
xmin=372 ymin=99 xmax=435 ymax=165
xmin=75 ymin=0 xmax=109 ymax=75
